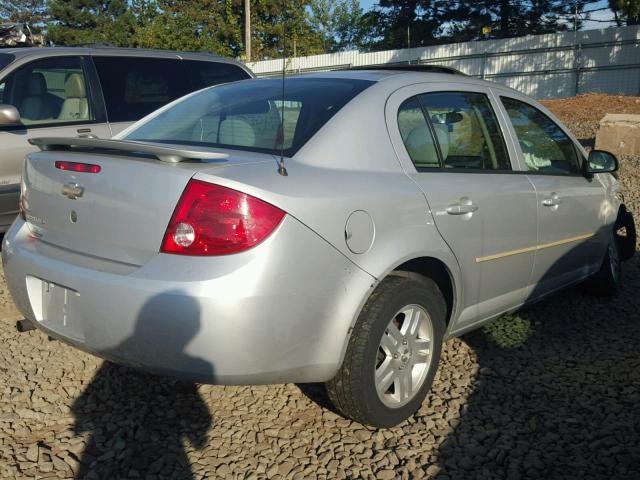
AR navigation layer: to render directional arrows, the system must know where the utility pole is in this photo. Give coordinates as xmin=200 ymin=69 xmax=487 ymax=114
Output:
xmin=407 ymin=25 xmax=411 ymax=65
xmin=244 ymin=0 xmax=251 ymax=62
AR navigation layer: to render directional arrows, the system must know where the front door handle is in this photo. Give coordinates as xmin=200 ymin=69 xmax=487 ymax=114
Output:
xmin=446 ymin=197 xmax=479 ymax=215
xmin=542 ymin=192 xmax=561 ymax=207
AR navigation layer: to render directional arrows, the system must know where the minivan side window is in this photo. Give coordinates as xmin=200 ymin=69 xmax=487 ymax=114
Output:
xmin=501 ymin=96 xmax=580 ymax=175
xmin=398 ymin=92 xmax=511 ymax=171
xmin=93 ymin=57 xmax=190 ymax=123
xmin=184 ymin=61 xmax=250 ymax=90
xmin=0 ymin=56 xmax=96 ymax=127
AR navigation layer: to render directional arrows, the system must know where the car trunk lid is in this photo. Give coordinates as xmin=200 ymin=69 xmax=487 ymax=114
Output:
xmin=22 ymin=145 xmax=270 ymax=266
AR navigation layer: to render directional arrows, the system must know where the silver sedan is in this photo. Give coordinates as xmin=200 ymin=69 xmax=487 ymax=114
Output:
xmin=3 ymin=68 xmax=635 ymax=427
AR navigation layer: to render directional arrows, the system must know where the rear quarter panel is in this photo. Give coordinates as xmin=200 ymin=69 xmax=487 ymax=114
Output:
xmin=193 ymin=81 xmax=463 ymax=333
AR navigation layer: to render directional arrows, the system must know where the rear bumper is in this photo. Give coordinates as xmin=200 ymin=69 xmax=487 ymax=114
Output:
xmin=2 ymin=217 xmax=375 ymax=384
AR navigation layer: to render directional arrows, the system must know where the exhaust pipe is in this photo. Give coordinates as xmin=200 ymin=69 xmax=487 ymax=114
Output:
xmin=16 ymin=319 xmax=36 ymax=332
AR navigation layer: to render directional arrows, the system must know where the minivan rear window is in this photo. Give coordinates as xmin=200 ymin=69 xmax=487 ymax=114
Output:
xmin=184 ymin=60 xmax=250 ymax=90
xmin=125 ymin=77 xmax=373 ymax=157
xmin=0 ymin=53 xmax=14 ymax=71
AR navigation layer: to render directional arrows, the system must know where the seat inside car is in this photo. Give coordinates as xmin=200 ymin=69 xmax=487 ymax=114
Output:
xmin=19 ymin=72 xmax=55 ymax=121
xmin=58 ymin=73 xmax=89 ymax=121
xmin=405 ymin=122 xmax=449 ymax=167
xmin=217 ymin=118 xmax=256 ymax=147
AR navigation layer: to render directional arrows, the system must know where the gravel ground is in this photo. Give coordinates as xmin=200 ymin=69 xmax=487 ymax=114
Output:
xmin=1 ymin=96 xmax=639 ymax=480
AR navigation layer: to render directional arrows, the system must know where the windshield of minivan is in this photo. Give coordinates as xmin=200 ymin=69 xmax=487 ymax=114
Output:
xmin=0 ymin=53 xmax=14 ymax=71
xmin=124 ymin=77 xmax=373 ymax=157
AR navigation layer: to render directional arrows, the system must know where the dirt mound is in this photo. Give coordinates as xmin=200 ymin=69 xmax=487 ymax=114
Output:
xmin=542 ymin=93 xmax=640 ymax=141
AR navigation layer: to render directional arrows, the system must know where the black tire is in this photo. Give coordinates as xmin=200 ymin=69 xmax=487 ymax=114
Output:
xmin=584 ymin=229 xmax=622 ymax=297
xmin=326 ymin=273 xmax=446 ymax=428
xmin=616 ymin=205 xmax=636 ymax=262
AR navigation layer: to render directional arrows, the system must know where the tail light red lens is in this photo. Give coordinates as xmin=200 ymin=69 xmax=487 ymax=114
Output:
xmin=55 ymin=161 xmax=101 ymax=173
xmin=161 ymin=179 xmax=285 ymax=256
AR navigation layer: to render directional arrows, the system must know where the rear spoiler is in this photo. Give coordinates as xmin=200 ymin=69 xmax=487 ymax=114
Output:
xmin=28 ymin=137 xmax=229 ymax=164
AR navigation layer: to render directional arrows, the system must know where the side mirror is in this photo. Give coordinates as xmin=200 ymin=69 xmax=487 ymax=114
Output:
xmin=585 ymin=150 xmax=618 ymax=175
xmin=0 ymin=104 xmax=20 ymax=126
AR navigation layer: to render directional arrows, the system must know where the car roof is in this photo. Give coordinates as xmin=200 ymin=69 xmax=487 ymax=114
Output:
xmin=287 ymin=68 xmax=523 ymax=96
xmin=1 ymin=46 xmax=237 ymax=63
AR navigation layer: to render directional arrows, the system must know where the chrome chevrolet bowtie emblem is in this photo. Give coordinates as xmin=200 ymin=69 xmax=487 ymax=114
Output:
xmin=62 ymin=183 xmax=84 ymax=200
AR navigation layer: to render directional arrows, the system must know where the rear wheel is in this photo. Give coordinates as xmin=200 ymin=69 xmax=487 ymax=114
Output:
xmin=584 ymin=229 xmax=621 ymax=296
xmin=326 ymin=274 xmax=446 ymax=428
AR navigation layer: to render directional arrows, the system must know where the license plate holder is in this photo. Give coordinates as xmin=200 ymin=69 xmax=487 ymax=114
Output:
xmin=27 ymin=277 xmax=84 ymax=341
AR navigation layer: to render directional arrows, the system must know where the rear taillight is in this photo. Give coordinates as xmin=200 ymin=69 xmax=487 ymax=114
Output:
xmin=55 ymin=161 xmax=101 ymax=173
xmin=161 ymin=179 xmax=285 ymax=256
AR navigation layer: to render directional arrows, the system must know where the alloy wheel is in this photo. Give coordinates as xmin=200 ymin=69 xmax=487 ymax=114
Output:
xmin=375 ymin=304 xmax=434 ymax=408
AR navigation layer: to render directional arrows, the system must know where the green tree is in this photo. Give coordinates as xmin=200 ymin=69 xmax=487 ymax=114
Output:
xmin=360 ymin=0 xmax=444 ymax=51
xmin=308 ymin=0 xmax=365 ymax=52
xmin=250 ymin=0 xmax=324 ymax=59
xmin=131 ymin=0 xmax=241 ymax=56
xmin=362 ymin=0 xmax=592 ymax=51
xmin=129 ymin=0 xmax=325 ymax=59
xmin=47 ymin=0 xmax=136 ymax=46
xmin=609 ymin=0 xmax=640 ymax=25
xmin=432 ymin=0 xmax=588 ymax=41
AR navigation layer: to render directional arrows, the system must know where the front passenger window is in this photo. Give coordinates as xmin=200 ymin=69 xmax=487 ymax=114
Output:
xmin=0 ymin=56 xmax=94 ymax=127
xmin=501 ymin=97 xmax=580 ymax=175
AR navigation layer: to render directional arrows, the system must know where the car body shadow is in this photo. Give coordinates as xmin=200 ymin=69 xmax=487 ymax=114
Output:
xmin=71 ymin=291 xmax=213 ymax=480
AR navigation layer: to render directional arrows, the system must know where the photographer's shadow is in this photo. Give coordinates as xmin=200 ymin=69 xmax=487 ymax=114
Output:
xmin=71 ymin=292 xmax=213 ymax=480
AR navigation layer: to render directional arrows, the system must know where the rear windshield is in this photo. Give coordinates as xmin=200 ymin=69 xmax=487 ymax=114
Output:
xmin=124 ymin=77 xmax=373 ymax=157
xmin=0 ymin=53 xmax=14 ymax=71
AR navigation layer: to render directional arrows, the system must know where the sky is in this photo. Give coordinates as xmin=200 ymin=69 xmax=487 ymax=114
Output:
xmin=357 ymin=0 xmax=618 ymax=32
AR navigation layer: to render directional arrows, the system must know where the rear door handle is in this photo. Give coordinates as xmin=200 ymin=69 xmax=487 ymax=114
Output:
xmin=542 ymin=192 xmax=561 ymax=207
xmin=446 ymin=198 xmax=479 ymax=215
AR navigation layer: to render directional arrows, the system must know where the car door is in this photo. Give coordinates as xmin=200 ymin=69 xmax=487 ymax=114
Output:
xmin=387 ymin=84 xmax=538 ymax=331
xmin=0 ymin=55 xmax=110 ymax=228
xmin=499 ymin=95 xmax=607 ymax=298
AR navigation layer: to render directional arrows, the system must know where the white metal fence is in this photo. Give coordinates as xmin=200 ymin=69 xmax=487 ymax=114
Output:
xmin=246 ymin=25 xmax=640 ymax=99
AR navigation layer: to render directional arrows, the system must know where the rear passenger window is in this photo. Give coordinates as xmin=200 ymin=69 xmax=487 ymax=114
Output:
xmin=397 ymin=97 xmax=440 ymax=168
xmin=398 ymin=92 xmax=511 ymax=171
xmin=419 ymin=92 xmax=511 ymax=171
xmin=501 ymin=97 xmax=580 ymax=175
xmin=93 ymin=57 xmax=190 ymax=123
xmin=184 ymin=61 xmax=250 ymax=90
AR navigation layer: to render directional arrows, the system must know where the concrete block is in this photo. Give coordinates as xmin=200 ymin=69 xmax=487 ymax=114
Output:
xmin=595 ymin=114 xmax=640 ymax=156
